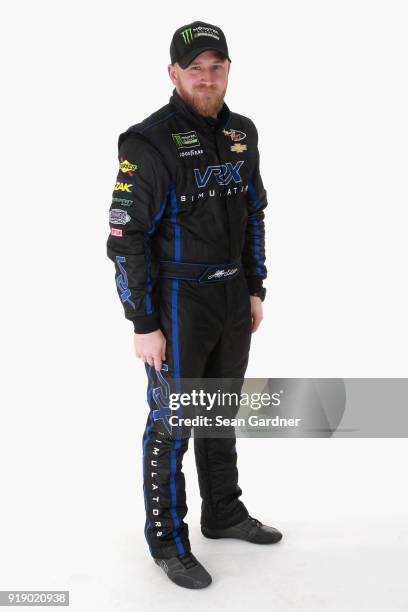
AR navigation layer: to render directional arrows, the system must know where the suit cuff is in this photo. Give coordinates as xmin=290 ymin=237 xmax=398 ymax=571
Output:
xmin=245 ymin=276 xmax=264 ymax=295
xmin=130 ymin=313 xmax=160 ymax=334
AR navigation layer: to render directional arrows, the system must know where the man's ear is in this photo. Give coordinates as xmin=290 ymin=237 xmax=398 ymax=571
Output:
xmin=168 ymin=63 xmax=177 ymax=84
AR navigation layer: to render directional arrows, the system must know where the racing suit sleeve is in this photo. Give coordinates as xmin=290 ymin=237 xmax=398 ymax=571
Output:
xmin=242 ymin=121 xmax=268 ymax=296
xmin=106 ymin=133 xmax=171 ymax=333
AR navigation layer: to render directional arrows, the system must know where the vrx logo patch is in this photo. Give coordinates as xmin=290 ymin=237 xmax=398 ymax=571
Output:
xmin=115 ymin=256 xmax=135 ymax=309
xmin=151 ymin=363 xmax=173 ymax=435
xmin=194 ymin=161 xmax=244 ymax=188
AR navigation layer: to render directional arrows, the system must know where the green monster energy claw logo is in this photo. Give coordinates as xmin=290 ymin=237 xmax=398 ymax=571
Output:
xmin=181 ymin=28 xmax=193 ymax=44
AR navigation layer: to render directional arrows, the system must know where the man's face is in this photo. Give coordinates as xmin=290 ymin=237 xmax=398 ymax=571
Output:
xmin=168 ymin=50 xmax=230 ymax=118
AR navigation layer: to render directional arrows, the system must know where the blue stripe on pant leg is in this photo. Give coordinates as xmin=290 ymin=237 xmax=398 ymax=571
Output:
xmin=167 ymin=183 xmax=186 ymax=555
xmin=168 ymin=278 xmax=186 ymax=555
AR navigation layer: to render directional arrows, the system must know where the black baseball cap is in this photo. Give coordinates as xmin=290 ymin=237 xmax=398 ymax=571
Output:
xmin=170 ymin=21 xmax=231 ymax=69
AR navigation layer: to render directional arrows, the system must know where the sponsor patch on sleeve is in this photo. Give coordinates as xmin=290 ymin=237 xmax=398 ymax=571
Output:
xmin=109 ymin=209 xmax=131 ymax=225
xmin=111 ymin=197 xmax=134 ymax=207
xmin=113 ymin=181 xmax=135 ymax=194
xmin=119 ymin=158 xmax=138 ymax=176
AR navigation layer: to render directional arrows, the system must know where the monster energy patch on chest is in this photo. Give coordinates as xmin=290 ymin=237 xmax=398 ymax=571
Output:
xmin=172 ymin=131 xmax=201 ymax=149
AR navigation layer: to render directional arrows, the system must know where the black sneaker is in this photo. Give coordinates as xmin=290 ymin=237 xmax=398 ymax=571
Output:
xmin=154 ymin=552 xmax=212 ymax=589
xmin=201 ymin=515 xmax=283 ymax=544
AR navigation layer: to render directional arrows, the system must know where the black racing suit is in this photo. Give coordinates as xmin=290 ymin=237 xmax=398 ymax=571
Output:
xmin=107 ymin=87 xmax=268 ymax=559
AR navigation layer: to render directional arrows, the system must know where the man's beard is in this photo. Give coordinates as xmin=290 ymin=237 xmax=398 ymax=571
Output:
xmin=178 ymin=82 xmax=226 ymax=118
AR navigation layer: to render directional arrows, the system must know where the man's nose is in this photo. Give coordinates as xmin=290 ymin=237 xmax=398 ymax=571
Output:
xmin=199 ymin=69 xmax=216 ymax=85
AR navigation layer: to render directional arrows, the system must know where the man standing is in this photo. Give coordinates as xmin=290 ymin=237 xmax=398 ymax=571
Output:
xmin=107 ymin=21 xmax=282 ymax=589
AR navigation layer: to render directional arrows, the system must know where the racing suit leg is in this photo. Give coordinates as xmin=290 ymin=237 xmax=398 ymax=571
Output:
xmin=142 ymin=276 xmax=241 ymax=558
xmin=193 ymin=273 xmax=252 ymax=530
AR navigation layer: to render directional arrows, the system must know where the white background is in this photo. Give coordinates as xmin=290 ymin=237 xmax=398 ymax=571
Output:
xmin=1 ymin=1 xmax=407 ymax=610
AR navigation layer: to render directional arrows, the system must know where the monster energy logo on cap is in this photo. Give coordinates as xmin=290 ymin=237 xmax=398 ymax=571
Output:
xmin=172 ymin=131 xmax=200 ymax=149
xmin=181 ymin=28 xmax=193 ymax=44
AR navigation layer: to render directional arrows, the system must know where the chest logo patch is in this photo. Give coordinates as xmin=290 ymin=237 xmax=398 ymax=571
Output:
xmin=194 ymin=161 xmax=244 ymax=188
xmin=223 ymin=128 xmax=246 ymax=142
xmin=172 ymin=131 xmax=201 ymax=149
xmin=231 ymin=143 xmax=247 ymax=153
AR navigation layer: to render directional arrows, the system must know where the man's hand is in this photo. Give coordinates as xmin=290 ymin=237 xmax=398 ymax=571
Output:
xmin=250 ymin=295 xmax=263 ymax=332
xmin=134 ymin=329 xmax=166 ymax=371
